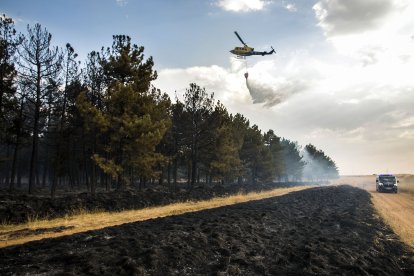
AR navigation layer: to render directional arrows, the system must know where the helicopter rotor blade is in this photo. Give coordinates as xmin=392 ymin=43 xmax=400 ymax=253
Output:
xmin=234 ymin=31 xmax=247 ymax=46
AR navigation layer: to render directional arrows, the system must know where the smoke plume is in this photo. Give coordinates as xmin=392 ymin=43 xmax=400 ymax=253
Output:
xmin=301 ymin=147 xmax=337 ymax=181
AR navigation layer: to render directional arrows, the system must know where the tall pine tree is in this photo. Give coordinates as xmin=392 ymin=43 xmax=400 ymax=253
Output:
xmin=17 ymin=23 xmax=62 ymax=193
xmin=77 ymin=35 xmax=170 ymax=190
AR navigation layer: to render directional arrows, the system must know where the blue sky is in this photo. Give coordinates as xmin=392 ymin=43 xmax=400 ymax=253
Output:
xmin=2 ymin=0 xmax=414 ymax=175
xmin=2 ymin=0 xmax=320 ymax=67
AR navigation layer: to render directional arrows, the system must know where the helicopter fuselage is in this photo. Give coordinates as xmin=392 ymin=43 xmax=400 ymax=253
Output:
xmin=230 ymin=45 xmax=275 ymax=57
xmin=230 ymin=46 xmax=254 ymax=56
xmin=230 ymin=31 xmax=275 ymax=57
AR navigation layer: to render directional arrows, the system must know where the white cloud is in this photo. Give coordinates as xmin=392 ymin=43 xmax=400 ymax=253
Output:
xmin=154 ymin=62 xmax=250 ymax=108
xmin=313 ymin=0 xmax=414 ymax=78
xmin=313 ymin=0 xmax=414 ymax=84
xmin=216 ymin=0 xmax=267 ymax=12
xmin=284 ymin=3 xmax=297 ymax=12
xmin=313 ymin=0 xmax=394 ymax=36
xmin=399 ymin=130 xmax=414 ymax=139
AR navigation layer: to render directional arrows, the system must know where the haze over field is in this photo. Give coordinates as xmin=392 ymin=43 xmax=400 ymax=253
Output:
xmin=3 ymin=0 xmax=414 ymax=175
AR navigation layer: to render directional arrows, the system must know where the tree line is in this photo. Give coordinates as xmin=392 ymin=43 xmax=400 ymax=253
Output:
xmin=0 ymin=16 xmax=339 ymax=196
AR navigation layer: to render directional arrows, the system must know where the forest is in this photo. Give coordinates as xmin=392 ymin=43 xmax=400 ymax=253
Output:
xmin=0 ymin=15 xmax=339 ymax=197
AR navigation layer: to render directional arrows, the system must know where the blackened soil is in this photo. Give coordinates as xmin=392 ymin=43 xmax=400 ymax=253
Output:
xmin=0 ymin=182 xmax=304 ymax=224
xmin=0 ymin=185 xmax=413 ymax=275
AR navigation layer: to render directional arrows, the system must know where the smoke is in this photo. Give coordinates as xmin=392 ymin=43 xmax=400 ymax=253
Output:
xmin=245 ymin=75 xmax=306 ymax=108
xmin=301 ymin=147 xmax=337 ymax=181
xmin=302 ymin=148 xmax=324 ymax=181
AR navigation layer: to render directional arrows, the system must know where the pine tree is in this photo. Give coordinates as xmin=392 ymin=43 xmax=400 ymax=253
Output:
xmin=303 ymin=144 xmax=339 ymax=181
xmin=264 ymin=130 xmax=284 ymax=180
xmin=240 ymin=124 xmax=264 ymax=184
xmin=166 ymin=101 xmax=187 ymax=190
xmin=281 ymin=139 xmax=305 ymax=181
xmin=77 ymin=35 xmax=170 ymax=190
xmin=0 ymin=15 xmax=22 ymax=124
xmin=208 ymin=103 xmax=241 ymax=184
xmin=181 ymin=83 xmax=216 ymax=187
xmin=0 ymin=15 xmax=23 ymax=189
xmin=49 ymin=43 xmax=82 ymax=197
xmin=81 ymin=50 xmax=106 ymax=193
xmin=17 ymin=23 xmax=63 ymax=193
xmin=78 ymin=84 xmax=170 ymax=189
xmin=230 ymin=113 xmax=250 ymax=184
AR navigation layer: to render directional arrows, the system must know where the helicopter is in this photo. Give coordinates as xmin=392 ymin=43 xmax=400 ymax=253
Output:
xmin=230 ymin=31 xmax=275 ymax=57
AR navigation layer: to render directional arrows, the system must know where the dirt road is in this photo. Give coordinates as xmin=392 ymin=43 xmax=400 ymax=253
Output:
xmin=332 ymin=175 xmax=414 ymax=249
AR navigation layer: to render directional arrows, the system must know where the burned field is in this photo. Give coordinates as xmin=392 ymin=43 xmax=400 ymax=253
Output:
xmin=1 ymin=185 xmax=413 ymax=275
xmin=0 ymin=182 xmax=302 ymax=224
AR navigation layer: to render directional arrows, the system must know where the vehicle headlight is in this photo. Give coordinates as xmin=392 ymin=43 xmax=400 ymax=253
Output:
xmin=394 ymin=183 xmax=398 ymax=186
xmin=378 ymin=182 xmax=383 ymax=186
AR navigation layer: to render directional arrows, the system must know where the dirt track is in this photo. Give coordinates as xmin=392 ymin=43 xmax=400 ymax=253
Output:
xmin=1 ymin=185 xmax=413 ymax=275
xmin=333 ymin=175 xmax=414 ymax=249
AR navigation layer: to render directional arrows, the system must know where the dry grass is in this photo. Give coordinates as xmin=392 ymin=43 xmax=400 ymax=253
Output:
xmin=371 ymin=192 xmax=414 ymax=249
xmin=0 ymin=185 xmax=309 ymax=248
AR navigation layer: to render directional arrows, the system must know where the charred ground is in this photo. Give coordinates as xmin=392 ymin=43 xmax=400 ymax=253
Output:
xmin=1 ymin=185 xmax=413 ymax=275
xmin=0 ymin=182 xmax=305 ymax=224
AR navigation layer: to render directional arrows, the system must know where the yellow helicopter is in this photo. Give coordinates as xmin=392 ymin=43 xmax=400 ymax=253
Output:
xmin=230 ymin=31 xmax=275 ymax=57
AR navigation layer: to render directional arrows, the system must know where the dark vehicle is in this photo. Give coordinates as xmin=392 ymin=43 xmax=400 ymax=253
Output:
xmin=376 ymin=174 xmax=398 ymax=193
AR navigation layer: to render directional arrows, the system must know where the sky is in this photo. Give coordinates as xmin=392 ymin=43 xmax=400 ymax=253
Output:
xmin=2 ymin=0 xmax=414 ymax=175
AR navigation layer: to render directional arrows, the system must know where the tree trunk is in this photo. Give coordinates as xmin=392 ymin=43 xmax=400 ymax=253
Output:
xmin=91 ymin=164 xmax=96 ymax=195
xmin=82 ymin=132 xmax=90 ymax=192
xmin=9 ymin=141 xmax=20 ymax=192
xmin=105 ymin=173 xmax=109 ymax=191
xmin=158 ymin=166 xmax=164 ymax=186
xmin=28 ymin=75 xmax=41 ymax=194
xmin=4 ymin=145 xmax=11 ymax=188
xmin=190 ymin=143 xmax=197 ymax=188
xmin=51 ymin=173 xmax=58 ymax=198
xmin=41 ymin=151 xmax=48 ymax=188
xmin=167 ymin=161 xmax=171 ymax=190
xmin=173 ymin=158 xmax=177 ymax=192
xmin=17 ymin=167 xmax=22 ymax=188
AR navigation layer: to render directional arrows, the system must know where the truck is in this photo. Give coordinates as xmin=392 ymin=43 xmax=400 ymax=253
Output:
xmin=376 ymin=174 xmax=398 ymax=193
